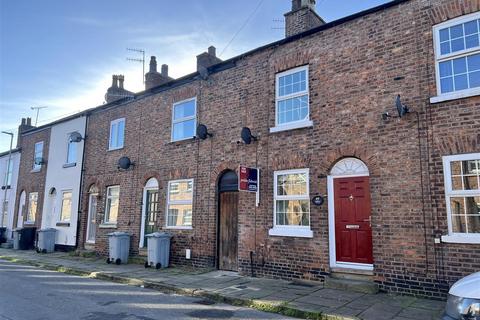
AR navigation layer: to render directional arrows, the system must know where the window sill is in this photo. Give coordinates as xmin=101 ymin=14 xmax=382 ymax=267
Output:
xmin=441 ymin=234 xmax=480 ymax=244
xmin=165 ymin=226 xmax=193 ymax=230
xmin=430 ymin=89 xmax=480 ymax=104
xmin=107 ymin=146 xmax=124 ymax=152
xmin=99 ymin=223 xmax=117 ymax=229
xmin=31 ymin=168 xmax=41 ymax=173
xmin=169 ymin=137 xmax=196 ymax=145
xmin=24 ymin=221 xmax=35 ymax=226
xmin=270 ymin=120 xmax=313 ymax=133
xmin=62 ymin=163 xmax=76 ymax=168
xmin=268 ymin=227 xmax=313 ymax=238
xmin=56 ymin=222 xmax=71 ymax=227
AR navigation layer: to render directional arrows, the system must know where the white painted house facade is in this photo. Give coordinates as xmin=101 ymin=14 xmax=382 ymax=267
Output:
xmin=0 ymin=148 xmax=21 ymax=240
xmin=41 ymin=116 xmax=86 ymax=247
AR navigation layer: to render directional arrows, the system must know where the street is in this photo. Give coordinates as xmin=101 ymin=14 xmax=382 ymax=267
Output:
xmin=0 ymin=260 xmax=291 ymax=320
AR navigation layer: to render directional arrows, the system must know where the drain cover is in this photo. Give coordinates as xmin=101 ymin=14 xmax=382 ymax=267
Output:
xmin=187 ymin=310 xmax=234 ymax=319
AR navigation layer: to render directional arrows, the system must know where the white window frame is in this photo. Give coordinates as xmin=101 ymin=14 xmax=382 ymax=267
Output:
xmin=59 ymin=190 xmax=73 ymax=222
xmin=66 ymin=134 xmax=77 ymax=165
xmin=108 ymin=118 xmax=125 ymax=151
xmin=104 ymin=185 xmax=120 ymax=224
xmin=269 ymin=168 xmax=313 ymax=238
xmin=4 ymin=159 xmax=13 ymax=186
xmin=270 ymin=66 xmax=313 ymax=133
xmin=171 ymin=97 xmax=197 ymax=142
xmin=33 ymin=141 xmax=44 ymax=171
xmin=442 ymin=153 xmax=480 ymax=244
xmin=431 ymin=12 xmax=480 ymax=103
xmin=26 ymin=192 xmax=38 ymax=224
xmin=166 ymin=179 xmax=194 ymax=229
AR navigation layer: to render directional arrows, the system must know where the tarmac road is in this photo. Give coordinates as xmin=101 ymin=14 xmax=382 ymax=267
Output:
xmin=0 ymin=259 xmax=291 ymax=320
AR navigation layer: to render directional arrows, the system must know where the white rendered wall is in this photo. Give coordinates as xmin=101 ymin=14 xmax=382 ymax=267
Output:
xmin=42 ymin=116 xmax=86 ymax=246
xmin=0 ymin=150 xmax=20 ymax=239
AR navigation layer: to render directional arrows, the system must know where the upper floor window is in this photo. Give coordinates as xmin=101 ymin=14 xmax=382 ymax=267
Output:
xmin=105 ymin=185 xmax=119 ymax=224
xmin=33 ymin=141 xmax=44 ymax=171
xmin=59 ymin=191 xmax=72 ymax=222
xmin=434 ymin=12 xmax=480 ymax=98
xmin=272 ymin=66 xmax=312 ymax=132
xmin=109 ymin=118 xmax=125 ymax=150
xmin=27 ymin=192 xmax=38 ymax=223
xmin=171 ymin=98 xmax=196 ymax=142
xmin=66 ymin=135 xmax=77 ymax=164
xmin=269 ymin=169 xmax=312 ymax=238
xmin=442 ymin=153 xmax=480 ymax=243
xmin=166 ymin=179 xmax=193 ymax=228
xmin=4 ymin=159 xmax=13 ymax=186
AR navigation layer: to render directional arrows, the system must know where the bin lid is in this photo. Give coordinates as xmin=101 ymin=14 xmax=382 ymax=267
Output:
xmin=107 ymin=231 xmax=130 ymax=237
xmin=145 ymin=232 xmax=172 ymax=238
xmin=38 ymin=228 xmax=57 ymax=232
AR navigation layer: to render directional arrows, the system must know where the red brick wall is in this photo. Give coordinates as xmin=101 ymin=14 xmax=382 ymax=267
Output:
xmin=14 ymin=128 xmax=50 ymax=229
xmin=76 ymin=0 xmax=480 ymax=298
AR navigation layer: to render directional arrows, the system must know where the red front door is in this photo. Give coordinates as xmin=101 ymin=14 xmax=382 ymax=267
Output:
xmin=334 ymin=176 xmax=373 ymax=264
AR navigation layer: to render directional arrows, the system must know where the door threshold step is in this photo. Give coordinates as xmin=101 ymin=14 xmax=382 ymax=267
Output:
xmin=330 ymin=268 xmax=374 ymax=281
xmin=324 ymin=276 xmax=378 ymax=294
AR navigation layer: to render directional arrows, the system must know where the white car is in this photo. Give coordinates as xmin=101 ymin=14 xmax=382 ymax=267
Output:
xmin=443 ymin=272 xmax=480 ymax=319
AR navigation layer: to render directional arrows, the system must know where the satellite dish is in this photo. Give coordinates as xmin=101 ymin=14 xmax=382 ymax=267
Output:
xmin=69 ymin=132 xmax=83 ymax=143
xmin=241 ymin=127 xmax=257 ymax=145
xmin=118 ymin=156 xmax=134 ymax=170
xmin=196 ymin=124 xmax=213 ymax=140
xmin=395 ymin=95 xmax=409 ymax=118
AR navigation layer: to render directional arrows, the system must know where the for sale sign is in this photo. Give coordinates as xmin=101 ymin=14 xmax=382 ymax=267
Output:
xmin=239 ymin=166 xmax=259 ymax=192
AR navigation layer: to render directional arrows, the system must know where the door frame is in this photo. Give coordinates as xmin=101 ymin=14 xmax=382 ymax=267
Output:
xmin=86 ymin=193 xmax=98 ymax=244
xmin=17 ymin=190 xmax=25 ymax=228
xmin=139 ymin=178 xmax=159 ymax=248
xmin=327 ymin=158 xmax=373 ymax=271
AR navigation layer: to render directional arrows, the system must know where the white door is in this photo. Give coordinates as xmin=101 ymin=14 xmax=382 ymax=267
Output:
xmin=86 ymin=194 xmax=97 ymax=243
xmin=17 ymin=191 xmax=25 ymax=228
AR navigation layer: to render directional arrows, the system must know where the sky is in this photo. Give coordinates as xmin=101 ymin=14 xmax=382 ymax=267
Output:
xmin=0 ymin=0 xmax=390 ymax=152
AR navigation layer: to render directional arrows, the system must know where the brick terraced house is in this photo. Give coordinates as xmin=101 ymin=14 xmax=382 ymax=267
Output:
xmin=13 ymin=0 xmax=480 ymax=298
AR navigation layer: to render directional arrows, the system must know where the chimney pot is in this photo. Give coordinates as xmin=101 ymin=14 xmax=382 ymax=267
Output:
xmin=149 ymin=56 xmax=157 ymax=72
xmin=161 ymin=64 xmax=168 ymax=77
xmin=208 ymin=46 xmax=216 ymax=57
xmin=112 ymin=75 xmax=118 ymax=87
xmin=27 ymin=118 xmax=31 ymax=126
xmin=118 ymin=75 xmax=125 ymax=89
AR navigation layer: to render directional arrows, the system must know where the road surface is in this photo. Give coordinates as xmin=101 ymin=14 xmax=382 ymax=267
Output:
xmin=0 ymin=259 xmax=291 ymax=320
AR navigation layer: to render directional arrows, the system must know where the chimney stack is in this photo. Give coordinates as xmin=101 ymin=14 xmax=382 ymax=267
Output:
xmin=285 ymin=0 xmax=324 ymax=37
xmin=145 ymin=56 xmax=173 ymax=90
xmin=197 ymin=46 xmax=222 ymax=79
xmin=17 ymin=117 xmax=35 ymax=147
xmin=105 ymin=75 xmax=134 ymax=103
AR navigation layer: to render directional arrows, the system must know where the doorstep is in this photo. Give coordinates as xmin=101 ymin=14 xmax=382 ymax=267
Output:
xmin=0 ymin=248 xmax=445 ymax=320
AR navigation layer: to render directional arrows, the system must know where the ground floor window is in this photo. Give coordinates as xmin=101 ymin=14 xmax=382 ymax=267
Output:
xmin=27 ymin=192 xmax=38 ymax=223
xmin=269 ymin=169 xmax=312 ymax=238
xmin=166 ymin=179 xmax=193 ymax=228
xmin=59 ymin=191 xmax=72 ymax=222
xmin=443 ymin=153 xmax=480 ymax=243
xmin=105 ymin=186 xmax=119 ymax=224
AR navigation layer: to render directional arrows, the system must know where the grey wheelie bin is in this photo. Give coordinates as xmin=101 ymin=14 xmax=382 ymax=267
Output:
xmin=107 ymin=232 xmax=130 ymax=265
xmin=37 ymin=228 xmax=56 ymax=253
xmin=145 ymin=232 xmax=172 ymax=269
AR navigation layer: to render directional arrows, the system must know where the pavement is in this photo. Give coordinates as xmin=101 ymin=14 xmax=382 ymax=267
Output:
xmin=0 ymin=259 xmax=291 ymax=320
xmin=0 ymin=248 xmax=446 ymax=320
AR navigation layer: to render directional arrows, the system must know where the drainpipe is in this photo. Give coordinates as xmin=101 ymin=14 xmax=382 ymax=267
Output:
xmin=75 ymin=114 xmax=89 ymax=249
